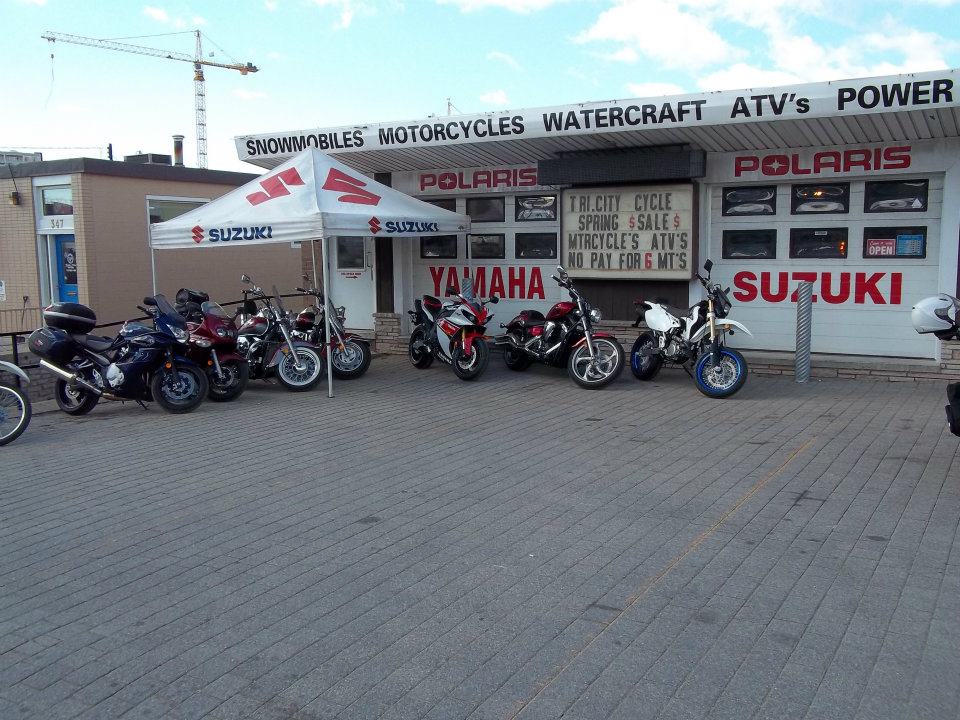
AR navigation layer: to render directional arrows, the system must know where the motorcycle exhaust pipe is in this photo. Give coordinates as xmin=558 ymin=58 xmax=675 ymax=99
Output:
xmin=39 ymin=359 xmax=104 ymax=397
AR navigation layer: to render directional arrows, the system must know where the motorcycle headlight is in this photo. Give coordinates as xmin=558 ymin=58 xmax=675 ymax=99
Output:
xmin=589 ymin=308 xmax=602 ymax=323
xmin=193 ymin=338 xmax=213 ymax=348
xmin=171 ymin=326 xmax=188 ymax=343
xmin=215 ymin=327 xmax=227 ymax=337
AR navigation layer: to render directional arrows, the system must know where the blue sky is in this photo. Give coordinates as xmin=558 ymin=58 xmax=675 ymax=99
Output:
xmin=2 ymin=0 xmax=958 ymax=172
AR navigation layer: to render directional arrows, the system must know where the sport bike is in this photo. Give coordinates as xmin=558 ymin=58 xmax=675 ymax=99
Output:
xmin=291 ymin=284 xmax=372 ymax=380
xmin=407 ymin=281 xmax=497 ymax=381
xmin=175 ymin=288 xmax=249 ymax=402
xmin=630 ymin=259 xmax=752 ymax=398
xmin=496 ymin=266 xmax=624 ymax=389
xmin=28 ymin=296 xmax=208 ymax=415
xmin=0 ymin=361 xmax=31 ymax=446
xmin=236 ymin=275 xmax=324 ymax=392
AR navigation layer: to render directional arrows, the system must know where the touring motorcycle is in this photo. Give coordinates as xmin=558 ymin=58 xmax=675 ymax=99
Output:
xmin=912 ymin=293 xmax=960 ymax=435
xmin=291 ymin=283 xmax=372 ymax=380
xmin=236 ymin=275 xmax=324 ymax=391
xmin=407 ymin=281 xmax=497 ymax=381
xmin=29 ymin=296 xmax=208 ymax=415
xmin=496 ymin=266 xmax=624 ymax=389
xmin=630 ymin=259 xmax=751 ymax=398
xmin=0 ymin=361 xmax=31 ymax=446
xmin=174 ymin=288 xmax=249 ymax=402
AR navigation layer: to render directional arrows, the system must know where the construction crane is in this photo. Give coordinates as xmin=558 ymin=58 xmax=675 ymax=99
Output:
xmin=41 ymin=30 xmax=258 ymax=169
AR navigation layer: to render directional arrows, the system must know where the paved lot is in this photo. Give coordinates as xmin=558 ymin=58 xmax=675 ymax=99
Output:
xmin=1 ymin=356 xmax=959 ymax=720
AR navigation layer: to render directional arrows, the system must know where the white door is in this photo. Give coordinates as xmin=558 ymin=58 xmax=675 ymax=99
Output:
xmin=330 ymin=236 xmax=376 ymax=330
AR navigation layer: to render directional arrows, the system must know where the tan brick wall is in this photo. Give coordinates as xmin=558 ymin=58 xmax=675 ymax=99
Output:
xmin=0 ymin=177 xmax=43 ymax=333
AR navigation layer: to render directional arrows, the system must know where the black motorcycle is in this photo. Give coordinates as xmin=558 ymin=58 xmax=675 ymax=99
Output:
xmin=291 ymin=284 xmax=372 ymax=380
xmin=28 ymin=296 xmax=209 ymax=415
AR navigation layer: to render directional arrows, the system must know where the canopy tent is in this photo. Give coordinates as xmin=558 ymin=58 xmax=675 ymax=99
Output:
xmin=149 ymin=147 xmax=471 ymax=397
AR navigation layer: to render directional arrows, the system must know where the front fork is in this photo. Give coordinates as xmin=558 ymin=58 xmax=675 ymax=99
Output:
xmin=210 ymin=349 xmax=224 ymax=379
xmin=277 ymin=317 xmax=307 ymax=372
xmin=707 ymin=298 xmax=721 ymax=364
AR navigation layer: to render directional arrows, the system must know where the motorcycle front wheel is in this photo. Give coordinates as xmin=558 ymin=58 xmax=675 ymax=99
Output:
xmin=276 ymin=347 xmax=323 ymax=391
xmin=332 ymin=339 xmax=372 ymax=379
xmin=567 ymin=337 xmax=624 ymax=389
xmin=151 ymin=365 xmax=209 ymax=413
xmin=207 ymin=360 xmax=249 ymax=402
xmin=451 ymin=340 xmax=489 ymax=381
xmin=55 ymin=377 xmax=100 ymax=416
xmin=408 ymin=327 xmax=434 ymax=369
xmin=694 ymin=347 xmax=748 ymax=398
xmin=630 ymin=332 xmax=664 ymax=381
xmin=0 ymin=384 xmax=31 ymax=446
xmin=503 ymin=345 xmax=533 ymax=371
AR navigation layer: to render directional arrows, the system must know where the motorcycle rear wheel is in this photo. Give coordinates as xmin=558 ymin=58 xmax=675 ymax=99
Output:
xmin=694 ymin=347 xmax=748 ymax=398
xmin=207 ymin=360 xmax=249 ymax=402
xmin=332 ymin=339 xmax=372 ymax=379
xmin=55 ymin=378 xmax=99 ymax=416
xmin=567 ymin=337 xmax=624 ymax=389
xmin=151 ymin=365 xmax=209 ymax=413
xmin=452 ymin=340 xmax=489 ymax=381
xmin=408 ymin=327 xmax=434 ymax=369
xmin=0 ymin=384 xmax=31 ymax=446
xmin=277 ymin=347 xmax=323 ymax=391
xmin=630 ymin=332 xmax=664 ymax=381
xmin=503 ymin=346 xmax=533 ymax=371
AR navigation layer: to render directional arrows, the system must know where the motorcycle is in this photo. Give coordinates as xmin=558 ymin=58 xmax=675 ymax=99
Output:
xmin=291 ymin=283 xmax=372 ymax=380
xmin=236 ymin=275 xmax=324 ymax=392
xmin=911 ymin=293 xmax=960 ymax=436
xmin=630 ymin=259 xmax=752 ymax=398
xmin=174 ymin=288 xmax=249 ymax=402
xmin=0 ymin=360 xmax=31 ymax=446
xmin=28 ymin=296 xmax=208 ymax=415
xmin=495 ymin=266 xmax=624 ymax=389
xmin=407 ymin=281 xmax=497 ymax=381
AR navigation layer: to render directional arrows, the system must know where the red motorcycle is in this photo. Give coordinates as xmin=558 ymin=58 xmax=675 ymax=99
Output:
xmin=175 ymin=289 xmax=249 ymax=402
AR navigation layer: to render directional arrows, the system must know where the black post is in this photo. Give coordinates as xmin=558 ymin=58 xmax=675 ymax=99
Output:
xmin=11 ymin=333 xmax=22 ymax=389
xmin=107 ymin=143 xmax=114 ymax=161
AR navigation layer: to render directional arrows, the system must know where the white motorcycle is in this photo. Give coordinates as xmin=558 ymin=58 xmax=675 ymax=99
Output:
xmin=912 ymin=293 xmax=960 ymax=435
xmin=630 ymin=259 xmax=752 ymax=398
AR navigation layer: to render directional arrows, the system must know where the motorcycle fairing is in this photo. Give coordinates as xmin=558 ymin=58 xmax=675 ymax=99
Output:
xmin=642 ymin=303 xmax=682 ymax=332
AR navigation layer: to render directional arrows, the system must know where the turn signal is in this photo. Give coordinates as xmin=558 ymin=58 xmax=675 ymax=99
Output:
xmin=164 ymin=362 xmax=172 ymax=369
xmin=207 ymin=360 xmax=213 ymax=366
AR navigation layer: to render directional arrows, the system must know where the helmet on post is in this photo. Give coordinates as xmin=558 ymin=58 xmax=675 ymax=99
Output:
xmin=911 ymin=294 xmax=960 ymax=337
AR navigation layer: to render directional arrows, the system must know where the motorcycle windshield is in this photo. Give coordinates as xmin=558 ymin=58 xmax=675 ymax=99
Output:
xmin=201 ymin=301 xmax=231 ymax=319
xmin=272 ymin=286 xmax=286 ymax=315
xmin=153 ymin=294 xmax=186 ymax=328
xmin=460 ymin=281 xmax=479 ymax=306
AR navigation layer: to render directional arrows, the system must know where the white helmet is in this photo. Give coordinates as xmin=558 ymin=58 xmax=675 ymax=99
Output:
xmin=911 ymin=294 xmax=960 ymax=336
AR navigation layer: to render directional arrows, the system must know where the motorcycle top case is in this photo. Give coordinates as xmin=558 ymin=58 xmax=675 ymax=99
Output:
xmin=175 ymin=288 xmax=210 ymax=306
xmin=28 ymin=327 xmax=76 ymax=364
xmin=43 ymin=302 xmax=97 ymax=334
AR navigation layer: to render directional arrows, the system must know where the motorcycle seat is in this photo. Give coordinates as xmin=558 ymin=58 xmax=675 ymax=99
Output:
xmin=662 ymin=305 xmax=693 ymax=320
xmin=518 ymin=310 xmax=545 ymax=326
xmin=70 ymin=334 xmax=115 ymax=352
xmin=422 ymin=295 xmax=443 ymax=312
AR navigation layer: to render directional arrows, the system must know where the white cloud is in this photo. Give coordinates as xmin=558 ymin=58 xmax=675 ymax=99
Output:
xmin=266 ymin=50 xmax=285 ymax=60
xmin=626 ymin=82 xmax=686 ymax=97
xmin=311 ymin=0 xmax=377 ymax=28
xmin=696 ymin=64 xmax=802 ymax=91
xmin=191 ymin=15 xmax=207 ymax=26
xmin=480 ymin=89 xmax=510 ymax=106
xmin=264 ymin=0 xmax=278 ymax=9
xmin=487 ymin=51 xmax=520 ymax=70
xmin=143 ymin=5 xmax=169 ymax=23
xmin=438 ymin=0 xmax=562 ymax=12
xmin=232 ymin=88 xmax=268 ymax=101
xmin=605 ymin=48 xmax=638 ymax=63
xmin=14 ymin=0 xmax=47 ymax=5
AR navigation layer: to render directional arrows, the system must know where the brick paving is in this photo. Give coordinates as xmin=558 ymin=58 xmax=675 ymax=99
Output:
xmin=1 ymin=356 xmax=958 ymax=720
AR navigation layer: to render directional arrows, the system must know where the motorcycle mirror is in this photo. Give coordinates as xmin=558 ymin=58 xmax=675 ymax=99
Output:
xmin=703 ymin=259 xmax=713 ymax=273
xmin=445 ymin=285 xmax=458 ymax=295
xmin=142 ymin=296 xmax=157 ymax=306
xmin=489 ymin=295 xmax=499 ymax=304
xmin=241 ymin=274 xmax=251 ymax=284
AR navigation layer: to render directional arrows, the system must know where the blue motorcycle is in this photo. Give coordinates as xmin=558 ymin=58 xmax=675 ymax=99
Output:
xmin=28 ymin=294 xmax=208 ymax=415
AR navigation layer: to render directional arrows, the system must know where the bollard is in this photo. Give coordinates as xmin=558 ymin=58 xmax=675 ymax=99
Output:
xmin=795 ymin=281 xmax=813 ymax=383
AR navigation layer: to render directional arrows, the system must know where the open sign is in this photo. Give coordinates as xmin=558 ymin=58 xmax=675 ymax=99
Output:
xmin=865 ymin=238 xmax=896 ymax=256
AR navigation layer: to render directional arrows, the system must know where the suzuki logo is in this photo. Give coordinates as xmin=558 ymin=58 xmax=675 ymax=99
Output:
xmin=192 ymin=225 xmax=204 ymax=243
xmin=322 ymin=168 xmax=381 ymax=206
xmin=368 ymin=216 xmax=382 ymax=234
xmin=246 ymin=167 xmax=305 ymax=206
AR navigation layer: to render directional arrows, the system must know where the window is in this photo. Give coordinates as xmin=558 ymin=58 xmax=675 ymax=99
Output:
xmin=466 ymin=197 xmax=505 ymax=222
xmin=420 ymin=235 xmax=457 ymax=259
xmin=789 ymin=228 xmax=848 ymax=259
xmin=515 ymin=195 xmax=557 ymax=222
xmin=423 ymin=198 xmax=456 ymax=212
xmin=469 ymin=234 xmax=505 ymax=259
xmin=863 ymin=226 xmax=927 ymax=259
xmin=791 ymin=183 xmax=849 ymax=214
xmin=722 ymin=229 xmax=777 ymax=259
xmin=722 ymin=186 xmax=776 ymax=216
xmin=864 ymin=179 xmax=928 ymax=213
xmin=336 ymin=237 xmax=365 ymax=269
xmin=41 ymin=186 xmax=73 ymax=216
xmin=515 ymin=233 xmax=557 ymax=259
xmin=147 ymin=198 xmax=205 ymax=223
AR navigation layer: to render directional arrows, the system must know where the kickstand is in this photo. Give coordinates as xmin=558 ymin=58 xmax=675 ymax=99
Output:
xmin=136 ymin=400 xmax=149 ymax=410
xmin=682 ymin=363 xmax=695 ymax=379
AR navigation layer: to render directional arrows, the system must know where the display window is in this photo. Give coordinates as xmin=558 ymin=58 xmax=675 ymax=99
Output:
xmin=722 ymin=229 xmax=777 ymax=259
xmin=466 ymin=197 xmax=505 ymax=223
xmin=864 ymin=179 xmax=928 ymax=213
xmin=469 ymin=234 xmax=505 ymax=259
xmin=789 ymin=228 xmax=848 ymax=259
xmin=424 ymin=198 xmax=456 ymax=212
xmin=515 ymin=232 xmax=557 ymax=259
xmin=420 ymin=235 xmax=458 ymax=259
xmin=722 ymin=186 xmax=776 ymax=216
xmin=863 ymin=226 xmax=927 ymax=259
xmin=791 ymin=183 xmax=849 ymax=214
xmin=515 ymin=195 xmax=558 ymax=222
xmin=336 ymin=236 xmax=365 ymax=268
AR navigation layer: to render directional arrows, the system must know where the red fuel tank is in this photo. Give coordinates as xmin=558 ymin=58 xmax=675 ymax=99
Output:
xmin=545 ymin=301 xmax=576 ymax=320
xmin=239 ymin=316 xmax=269 ymax=336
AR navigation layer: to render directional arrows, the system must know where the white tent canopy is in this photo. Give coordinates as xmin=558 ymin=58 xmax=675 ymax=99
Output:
xmin=149 ymin=148 xmax=472 ymax=397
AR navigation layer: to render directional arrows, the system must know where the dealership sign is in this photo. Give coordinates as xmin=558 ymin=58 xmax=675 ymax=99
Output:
xmin=393 ymin=164 xmax=546 ymax=196
xmin=236 ymin=71 xmax=957 ymax=162
xmin=561 ymin=184 xmax=693 ymax=280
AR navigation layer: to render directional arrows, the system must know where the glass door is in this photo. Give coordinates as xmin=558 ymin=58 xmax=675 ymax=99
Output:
xmin=55 ymin=235 xmax=79 ymax=303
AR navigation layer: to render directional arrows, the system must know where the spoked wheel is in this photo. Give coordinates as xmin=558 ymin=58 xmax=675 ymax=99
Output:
xmin=332 ymin=339 xmax=372 ymax=379
xmin=694 ymin=347 xmax=748 ymax=398
xmin=151 ymin=365 xmax=209 ymax=413
xmin=207 ymin=360 xmax=249 ymax=402
xmin=630 ymin=331 xmax=663 ymax=381
xmin=503 ymin=346 xmax=533 ymax=371
xmin=451 ymin=340 xmax=489 ymax=381
xmin=408 ymin=327 xmax=434 ymax=369
xmin=0 ymin=384 xmax=31 ymax=446
xmin=567 ymin=337 xmax=624 ymax=389
xmin=55 ymin=376 xmax=100 ymax=416
xmin=276 ymin=347 xmax=323 ymax=391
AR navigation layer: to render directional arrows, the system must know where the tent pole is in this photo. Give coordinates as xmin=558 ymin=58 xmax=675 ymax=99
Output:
xmin=321 ymin=235 xmax=334 ymax=399
xmin=310 ymin=238 xmax=320 ymax=290
xmin=147 ymin=228 xmax=158 ymax=295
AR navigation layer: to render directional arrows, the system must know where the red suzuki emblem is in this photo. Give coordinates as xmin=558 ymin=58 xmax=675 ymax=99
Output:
xmin=246 ymin=167 xmax=305 ymax=206
xmin=322 ymin=168 xmax=381 ymax=206
xmin=368 ymin=216 xmax=381 ymax=234
xmin=191 ymin=225 xmax=204 ymax=243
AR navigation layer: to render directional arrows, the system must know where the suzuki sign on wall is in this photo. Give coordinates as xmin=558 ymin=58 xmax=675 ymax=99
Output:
xmin=561 ymin=184 xmax=694 ymax=279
